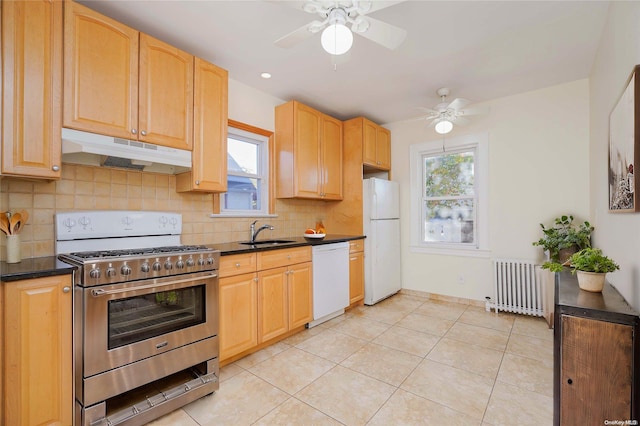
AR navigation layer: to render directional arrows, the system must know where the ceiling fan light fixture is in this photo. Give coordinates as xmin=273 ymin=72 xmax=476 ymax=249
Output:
xmin=435 ymin=119 xmax=453 ymax=134
xmin=321 ymin=23 xmax=353 ymax=55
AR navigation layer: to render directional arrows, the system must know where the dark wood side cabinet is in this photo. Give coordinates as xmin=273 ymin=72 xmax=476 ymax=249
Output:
xmin=554 ymin=270 xmax=639 ymax=425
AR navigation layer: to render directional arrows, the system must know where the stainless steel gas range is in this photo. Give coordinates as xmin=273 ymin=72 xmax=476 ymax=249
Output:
xmin=55 ymin=211 xmax=220 ymax=426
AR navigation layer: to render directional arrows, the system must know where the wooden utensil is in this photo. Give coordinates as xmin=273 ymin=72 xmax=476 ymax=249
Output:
xmin=9 ymin=212 xmax=22 ymax=235
xmin=0 ymin=212 xmax=10 ymax=235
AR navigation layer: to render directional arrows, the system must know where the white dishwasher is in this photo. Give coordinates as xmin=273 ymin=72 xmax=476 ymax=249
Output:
xmin=309 ymin=242 xmax=350 ymax=327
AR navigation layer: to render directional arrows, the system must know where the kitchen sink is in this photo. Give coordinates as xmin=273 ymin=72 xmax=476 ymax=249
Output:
xmin=238 ymin=239 xmax=295 ymax=245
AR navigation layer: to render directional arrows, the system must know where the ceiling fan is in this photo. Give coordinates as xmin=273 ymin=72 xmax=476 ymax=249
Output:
xmin=273 ymin=1 xmax=407 ymax=55
xmin=416 ymin=88 xmax=487 ymax=134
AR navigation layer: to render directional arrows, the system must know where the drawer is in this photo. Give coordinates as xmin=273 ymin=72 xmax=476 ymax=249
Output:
xmin=349 ymin=239 xmax=364 ymax=253
xmin=220 ymin=253 xmax=257 ymax=277
xmin=257 ymin=246 xmax=312 ymax=270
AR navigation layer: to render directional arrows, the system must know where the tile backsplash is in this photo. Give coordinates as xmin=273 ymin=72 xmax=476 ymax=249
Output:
xmin=0 ymin=164 xmax=333 ymax=261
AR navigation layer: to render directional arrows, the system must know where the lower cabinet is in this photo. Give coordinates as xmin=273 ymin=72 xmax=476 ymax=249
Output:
xmin=2 ymin=274 xmax=73 ymax=425
xmin=554 ymin=271 xmax=639 ymax=425
xmin=349 ymin=239 xmax=365 ymax=305
xmin=219 ymin=247 xmax=313 ymax=363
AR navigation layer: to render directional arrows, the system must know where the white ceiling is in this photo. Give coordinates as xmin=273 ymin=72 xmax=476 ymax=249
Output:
xmin=78 ymin=0 xmax=610 ymax=125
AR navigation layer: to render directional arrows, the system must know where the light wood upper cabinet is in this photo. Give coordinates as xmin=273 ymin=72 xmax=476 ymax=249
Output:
xmin=3 ymin=274 xmax=73 ymax=426
xmin=2 ymin=0 xmax=62 ymax=179
xmin=275 ymin=100 xmax=343 ymax=200
xmin=63 ymin=1 xmax=139 ymax=140
xmin=138 ymin=34 xmax=193 ymax=150
xmin=347 ymin=117 xmax=391 ymax=171
xmin=177 ymin=58 xmax=228 ymax=192
xmin=64 ymin=1 xmax=194 ymax=150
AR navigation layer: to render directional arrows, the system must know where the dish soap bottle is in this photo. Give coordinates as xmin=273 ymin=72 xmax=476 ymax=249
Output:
xmin=315 ymin=220 xmax=326 ymax=234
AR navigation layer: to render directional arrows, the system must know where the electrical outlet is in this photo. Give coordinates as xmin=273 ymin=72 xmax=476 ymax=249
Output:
xmin=457 ymin=274 xmax=465 ymax=285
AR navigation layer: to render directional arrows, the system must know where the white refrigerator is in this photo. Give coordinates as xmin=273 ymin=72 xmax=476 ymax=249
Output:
xmin=363 ymin=178 xmax=401 ymax=305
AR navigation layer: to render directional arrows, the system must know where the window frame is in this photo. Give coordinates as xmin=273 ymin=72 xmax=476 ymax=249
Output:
xmin=410 ymin=133 xmax=490 ymax=257
xmin=212 ymin=120 xmax=275 ymax=217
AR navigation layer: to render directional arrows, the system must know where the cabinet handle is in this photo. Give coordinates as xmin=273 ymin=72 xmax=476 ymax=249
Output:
xmin=52 ymin=165 xmax=60 ymax=172
xmin=254 ymin=277 xmax=259 ymax=282
xmin=235 ymin=263 xmax=241 ymax=268
xmin=567 ymin=378 xmax=573 ymax=385
xmin=195 ymin=180 xmax=200 ymax=185
xmin=62 ymin=286 xmax=71 ymax=293
xmin=131 ymin=129 xmax=137 ymax=134
xmin=141 ymin=130 xmax=147 ymax=136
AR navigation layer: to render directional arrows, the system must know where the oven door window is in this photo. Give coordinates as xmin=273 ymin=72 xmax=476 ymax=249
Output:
xmin=108 ymin=285 xmax=206 ymax=349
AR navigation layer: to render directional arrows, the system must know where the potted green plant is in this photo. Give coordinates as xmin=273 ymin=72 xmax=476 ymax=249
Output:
xmin=532 ymin=215 xmax=594 ymax=263
xmin=568 ymin=248 xmax=619 ymax=292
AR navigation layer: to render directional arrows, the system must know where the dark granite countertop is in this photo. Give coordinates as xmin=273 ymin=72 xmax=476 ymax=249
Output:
xmin=1 ymin=256 xmax=76 ymax=282
xmin=0 ymin=234 xmax=365 ymax=281
xmin=208 ymin=234 xmax=365 ymax=256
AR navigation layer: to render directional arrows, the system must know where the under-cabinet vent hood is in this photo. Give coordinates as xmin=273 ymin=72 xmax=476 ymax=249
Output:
xmin=61 ymin=128 xmax=191 ymax=174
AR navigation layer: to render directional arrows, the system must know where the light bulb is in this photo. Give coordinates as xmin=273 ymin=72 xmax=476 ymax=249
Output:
xmin=435 ymin=120 xmax=453 ymax=134
xmin=321 ymin=24 xmax=353 ymax=55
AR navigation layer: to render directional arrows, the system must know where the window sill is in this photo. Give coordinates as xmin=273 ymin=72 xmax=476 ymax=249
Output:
xmin=410 ymin=245 xmax=491 ymax=258
xmin=209 ymin=213 xmax=278 ymax=219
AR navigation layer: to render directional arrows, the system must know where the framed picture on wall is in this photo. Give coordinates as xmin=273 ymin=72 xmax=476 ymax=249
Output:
xmin=609 ymin=65 xmax=640 ymax=212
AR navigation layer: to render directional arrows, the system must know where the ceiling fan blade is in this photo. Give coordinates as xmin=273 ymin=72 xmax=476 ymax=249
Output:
xmin=447 ymin=98 xmax=471 ymax=112
xmin=459 ymin=105 xmax=490 ymax=116
xmin=453 ymin=116 xmax=470 ymax=126
xmin=355 ymin=16 xmax=407 ymax=50
xmin=355 ymin=0 xmax=407 ymax=15
xmin=274 ymin=21 xmax=323 ymax=48
xmin=416 ymin=106 xmax=439 ymax=115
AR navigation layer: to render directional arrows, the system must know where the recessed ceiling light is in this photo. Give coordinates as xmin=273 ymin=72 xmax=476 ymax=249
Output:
xmin=260 ymin=72 xmax=272 ymax=79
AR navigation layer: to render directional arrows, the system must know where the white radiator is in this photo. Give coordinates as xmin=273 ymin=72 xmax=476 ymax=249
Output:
xmin=488 ymin=259 xmax=544 ymax=317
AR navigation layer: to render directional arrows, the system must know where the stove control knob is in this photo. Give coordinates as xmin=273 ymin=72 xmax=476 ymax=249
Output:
xmin=206 ymin=257 xmax=214 ymax=265
xmin=197 ymin=257 xmax=206 ymax=266
xmin=89 ymin=268 xmax=101 ymax=279
xmin=141 ymin=262 xmax=150 ymax=273
xmin=121 ymin=264 xmax=132 ymax=276
xmin=175 ymin=259 xmax=185 ymax=269
xmin=186 ymin=257 xmax=195 ymax=267
xmin=164 ymin=260 xmax=173 ymax=270
xmin=106 ymin=267 xmax=116 ymax=278
xmin=152 ymin=261 xmax=162 ymax=272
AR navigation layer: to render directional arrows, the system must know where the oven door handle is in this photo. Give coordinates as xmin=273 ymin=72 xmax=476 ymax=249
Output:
xmin=90 ymin=273 xmax=218 ymax=297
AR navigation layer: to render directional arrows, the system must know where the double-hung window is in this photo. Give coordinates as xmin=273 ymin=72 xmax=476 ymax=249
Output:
xmin=221 ymin=126 xmax=269 ymax=215
xmin=410 ymin=133 xmax=489 ymax=256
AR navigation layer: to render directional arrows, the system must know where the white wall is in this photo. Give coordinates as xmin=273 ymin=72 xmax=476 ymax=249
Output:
xmin=590 ymin=2 xmax=640 ymax=310
xmin=228 ymin=78 xmax=285 ymax=131
xmin=386 ymin=80 xmax=590 ymax=302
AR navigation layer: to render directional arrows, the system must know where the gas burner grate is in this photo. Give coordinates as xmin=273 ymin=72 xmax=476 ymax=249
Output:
xmin=69 ymin=245 xmax=212 ymax=260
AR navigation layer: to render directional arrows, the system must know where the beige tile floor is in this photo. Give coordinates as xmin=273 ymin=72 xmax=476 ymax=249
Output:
xmin=148 ymin=293 xmax=554 ymax=426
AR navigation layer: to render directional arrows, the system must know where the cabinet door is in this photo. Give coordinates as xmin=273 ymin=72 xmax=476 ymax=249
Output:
xmin=178 ymin=58 xmax=228 ymax=192
xmin=362 ymin=119 xmax=378 ymax=167
xmin=4 ymin=275 xmax=72 ymax=425
xmin=376 ymin=126 xmax=391 ymax=170
xmin=258 ymin=267 xmax=288 ymax=342
xmin=139 ymin=33 xmax=193 ymax=150
xmin=2 ymin=0 xmax=62 ymax=178
xmin=561 ymin=315 xmax=633 ymax=424
xmin=294 ymin=103 xmax=322 ymax=198
xmin=288 ymin=262 xmax=313 ymax=329
xmin=219 ymin=273 xmax=258 ymax=361
xmin=321 ymin=115 xmax=344 ymax=200
xmin=63 ymin=1 xmax=138 ymax=139
xmin=349 ymin=251 xmax=364 ymax=304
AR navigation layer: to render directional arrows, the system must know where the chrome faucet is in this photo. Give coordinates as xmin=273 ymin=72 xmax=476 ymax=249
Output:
xmin=250 ymin=220 xmax=274 ymax=243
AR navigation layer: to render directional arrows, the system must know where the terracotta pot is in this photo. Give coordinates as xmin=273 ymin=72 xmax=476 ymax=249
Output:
xmin=576 ymin=270 xmax=606 ymax=292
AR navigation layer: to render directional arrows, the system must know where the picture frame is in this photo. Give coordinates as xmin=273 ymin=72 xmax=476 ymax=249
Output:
xmin=609 ymin=65 xmax=640 ymax=212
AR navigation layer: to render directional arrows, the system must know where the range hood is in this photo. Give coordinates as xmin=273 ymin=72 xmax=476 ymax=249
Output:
xmin=61 ymin=128 xmax=192 ymax=174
